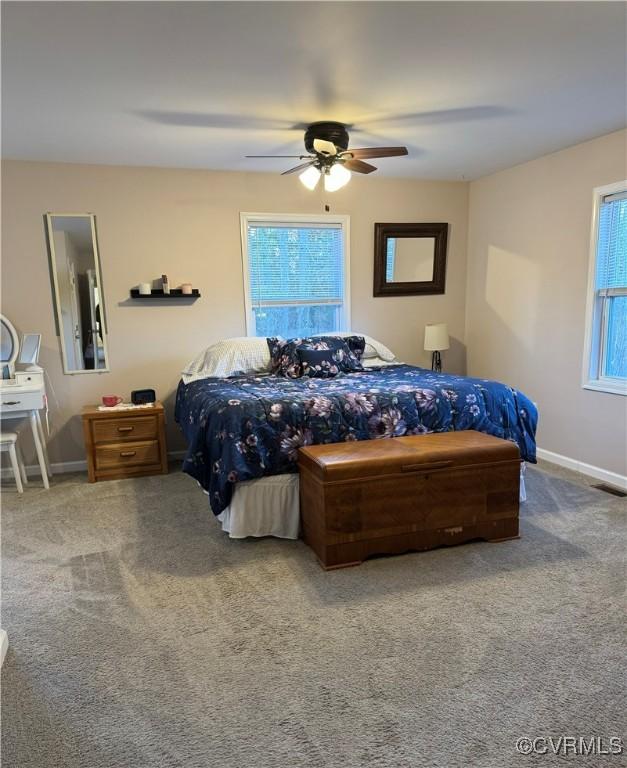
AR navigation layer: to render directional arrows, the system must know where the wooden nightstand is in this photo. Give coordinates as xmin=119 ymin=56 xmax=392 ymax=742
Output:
xmin=82 ymin=402 xmax=168 ymax=482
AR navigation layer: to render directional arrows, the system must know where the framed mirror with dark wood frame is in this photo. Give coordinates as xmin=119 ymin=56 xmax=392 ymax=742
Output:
xmin=373 ymin=222 xmax=448 ymax=296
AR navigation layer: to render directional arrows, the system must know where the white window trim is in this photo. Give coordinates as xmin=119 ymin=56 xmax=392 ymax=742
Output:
xmin=582 ymin=181 xmax=627 ymax=396
xmin=239 ymin=212 xmax=351 ymax=336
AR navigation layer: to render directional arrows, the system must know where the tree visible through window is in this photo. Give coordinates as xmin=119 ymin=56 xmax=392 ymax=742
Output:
xmin=242 ymin=216 xmax=349 ymax=338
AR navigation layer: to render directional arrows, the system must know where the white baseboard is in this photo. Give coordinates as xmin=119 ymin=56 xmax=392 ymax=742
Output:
xmin=0 ymin=629 xmax=8 ymax=667
xmin=0 ymin=459 xmax=87 ymax=480
xmin=1 ymin=451 xmax=186 ymax=480
xmin=4 ymin=446 xmax=624 ymax=491
xmin=536 ymin=447 xmax=627 ymax=491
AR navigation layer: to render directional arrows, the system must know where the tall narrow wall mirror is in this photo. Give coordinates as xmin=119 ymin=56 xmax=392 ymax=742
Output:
xmin=44 ymin=213 xmax=109 ymax=373
xmin=373 ymin=222 xmax=448 ymax=296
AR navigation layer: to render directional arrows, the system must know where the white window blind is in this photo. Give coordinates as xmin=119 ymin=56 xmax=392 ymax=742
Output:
xmin=585 ymin=185 xmax=627 ymax=391
xmin=386 ymin=238 xmax=395 ymax=282
xmin=242 ymin=216 xmax=349 ymax=337
xmin=596 ymin=192 xmax=627 ymax=292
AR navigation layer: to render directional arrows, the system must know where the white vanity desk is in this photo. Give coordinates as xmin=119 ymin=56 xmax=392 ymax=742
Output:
xmin=1 ymin=214 xmax=110 ymax=489
xmin=0 ymin=316 xmax=51 ymax=488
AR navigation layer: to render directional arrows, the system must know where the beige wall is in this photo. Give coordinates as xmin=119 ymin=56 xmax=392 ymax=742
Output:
xmin=466 ymin=130 xmax=627 ymax=476
xmin=1 ymin=160 xmax=469 ymax=464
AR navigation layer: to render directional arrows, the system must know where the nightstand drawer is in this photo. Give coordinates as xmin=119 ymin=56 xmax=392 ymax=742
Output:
xmin=95 ymin=440 xmax=160 ymax=471
xmin=93 ymin=415 xmax=158 ymax=444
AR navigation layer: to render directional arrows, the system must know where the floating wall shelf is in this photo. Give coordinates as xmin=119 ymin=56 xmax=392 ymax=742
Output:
xmin=129 ymin=289 xmax=201 ymax=300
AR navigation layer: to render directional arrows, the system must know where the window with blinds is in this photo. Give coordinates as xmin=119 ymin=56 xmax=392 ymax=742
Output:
xmin=241 ymin=215 xmax=349 ymax=338
xmin=585 ymin=185 xmax=627 ymax=392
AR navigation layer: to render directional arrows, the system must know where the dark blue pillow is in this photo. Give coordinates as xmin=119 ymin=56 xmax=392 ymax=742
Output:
xmin=298 ymin=347 xmax=341 ymax=378
xmin=266 ymin=337 xmax=290 ymax=375
xmin=266 ymin=336 xmax=363 ymax=378
xmin=343 ymin=335 xmax=366 ymax=361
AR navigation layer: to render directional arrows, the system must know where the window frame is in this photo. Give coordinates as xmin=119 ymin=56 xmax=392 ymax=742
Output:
xmin=239 ymin=212 xmax=351 ymax=337
xmin=582 ymin=181 xmax=627 ymax=396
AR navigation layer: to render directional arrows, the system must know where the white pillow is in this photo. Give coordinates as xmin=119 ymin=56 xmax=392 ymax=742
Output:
xmin=313 ymin=332 xmax=396 ymax=361
xmin=362 ymin=356 xmax=402 ymax=368
xmin=182 ymin=337 xmax=274 ymax=383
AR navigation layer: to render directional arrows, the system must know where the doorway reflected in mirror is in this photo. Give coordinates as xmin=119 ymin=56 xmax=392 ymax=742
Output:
xmin=44 ymin=214 xmax=109 ymax=374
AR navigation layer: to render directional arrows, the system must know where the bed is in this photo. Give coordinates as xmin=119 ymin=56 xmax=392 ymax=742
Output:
xmin=175 ymin=338 xmax=538 ymax=538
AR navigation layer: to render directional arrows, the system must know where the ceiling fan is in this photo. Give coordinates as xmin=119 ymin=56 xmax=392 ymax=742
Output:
xmin=245 ymin=121 xmax=408 ymax=191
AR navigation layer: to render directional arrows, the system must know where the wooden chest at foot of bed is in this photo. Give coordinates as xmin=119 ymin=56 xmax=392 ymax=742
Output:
xmin=298 ymin=431 xmax=520 ymax=569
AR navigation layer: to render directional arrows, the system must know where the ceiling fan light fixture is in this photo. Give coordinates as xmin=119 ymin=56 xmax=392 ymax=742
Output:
xmin=299 ymin=165 xmax=321 ymax=190
xmin=248 ymin=121 xmax=407 ymax=183
xmin=323 ymin=163 xmax=351 ymax=192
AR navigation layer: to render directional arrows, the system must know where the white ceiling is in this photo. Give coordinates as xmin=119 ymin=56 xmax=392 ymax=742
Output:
xmin=2 ymin=1 xmax=625 ymax=180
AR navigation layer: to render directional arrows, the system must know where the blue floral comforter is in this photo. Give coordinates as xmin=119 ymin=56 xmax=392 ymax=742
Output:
xmin=175 ymin=365 xmax=538 ymax=515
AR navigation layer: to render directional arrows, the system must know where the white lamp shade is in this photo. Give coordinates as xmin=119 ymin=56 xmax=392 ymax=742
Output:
xmin=424 ymin=323 xmax=450 ymax=351
xmin=299 ymin=166 xmax=321 ymax=190
xmin=323 ymin=164 xmax=351 ymax=192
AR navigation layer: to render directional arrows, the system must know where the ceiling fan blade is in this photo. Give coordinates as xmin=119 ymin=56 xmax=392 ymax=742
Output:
xmin=359 ymin=106 xmax=512 ymax=128
xmin=343 ymin=147 xmax=408 ymax=160
xmin=136 ymin=110 xmax=301 ymax=131
xmin=313 ymin=138 xmax=337 ymax=156
xmin=343 ymin=158 xmax=377 ymax=174
xmin=246 ymin=155 xmax=309 ymax=158
xmin=281 ymin=161 xmax=316 ymax=176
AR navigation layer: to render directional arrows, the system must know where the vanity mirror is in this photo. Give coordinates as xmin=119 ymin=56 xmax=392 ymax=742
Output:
xmin=373 ymin=222 xmax=448 ymax=296
xmin=44 ymin=213 xmax=109 ymax=373
xmin=1 ymin=314 xmax=19 ymax=379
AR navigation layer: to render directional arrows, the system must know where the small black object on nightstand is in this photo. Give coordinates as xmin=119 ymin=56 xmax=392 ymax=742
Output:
xmin=131 ymin=388 xmax=156 ymax=405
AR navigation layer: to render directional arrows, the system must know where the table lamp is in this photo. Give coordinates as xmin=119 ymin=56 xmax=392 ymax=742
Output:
xmin=424 ymin=323 xmax=449 ymax=372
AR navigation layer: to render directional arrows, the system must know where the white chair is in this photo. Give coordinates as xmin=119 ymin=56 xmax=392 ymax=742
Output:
xmin=1 ymin=431 xmax=27 ymax=494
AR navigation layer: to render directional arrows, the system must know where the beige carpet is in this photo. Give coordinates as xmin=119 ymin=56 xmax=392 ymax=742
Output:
xmin=2 ymin=461 xmax=625 ymax=767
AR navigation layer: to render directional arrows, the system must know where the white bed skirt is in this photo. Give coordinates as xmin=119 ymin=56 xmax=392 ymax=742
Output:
xmin=217 ymin=474 xmax=301 ymax=539
xmin=215 ymin=464 xmax=529 ymax=540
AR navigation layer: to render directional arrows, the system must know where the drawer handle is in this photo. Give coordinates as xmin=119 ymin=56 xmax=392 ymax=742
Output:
xmin=401 ymin=460 xmax=452 ymax=473
xmin=2 ymin=401 xmax=21 ymax=406
xmin=120 ymin=451 xmax=136 ymax=458
xmin=117 ymin=426 xmax=134 ymax=432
